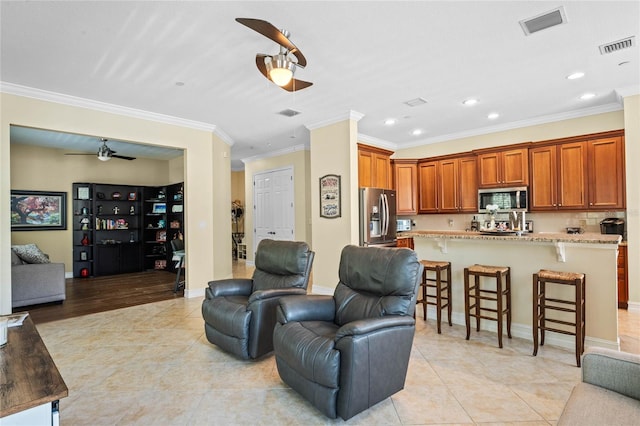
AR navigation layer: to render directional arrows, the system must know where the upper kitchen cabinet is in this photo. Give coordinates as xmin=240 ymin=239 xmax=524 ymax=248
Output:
xmin=588 ymin=136 xmax=625 ymax=210
xmin=358 ymin=143 xmax=393 ymax=189
xmin=530 ymin=142 xmax=588 ymax=210
xmin=530 ymin=131 xmax=625 ymax=211
xmin=477 ymin=147 xmax=529 ymax=188
xmin=418 ymin=160 xmax=438 ymax=213
xmin=393 ymin=159 xmax=418 ymax=215
xmin=417 ymin=154 xmax=477 ymax=214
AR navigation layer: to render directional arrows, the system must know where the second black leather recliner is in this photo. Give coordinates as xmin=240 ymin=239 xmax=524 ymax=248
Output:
xmin=272 ymin=244 xmax=423 ymax=420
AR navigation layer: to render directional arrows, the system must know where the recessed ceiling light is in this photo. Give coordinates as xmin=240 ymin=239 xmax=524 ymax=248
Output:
xmin=462 ymin=98 xmax=478 ymax=106
xmin=580 ymin=93 xmax=596 ymax=100
xmin=567 ymin=72 xmax=585 ymax=80
xmin=175 ymin=81 xmax=185 ymax=86
xmin=488 ymin=113 xmax=500 ymax=120
xmin=384 ymin=118 xmax=397 ymax=126
xmin=412 ymin=129 xmax=423 ymax=136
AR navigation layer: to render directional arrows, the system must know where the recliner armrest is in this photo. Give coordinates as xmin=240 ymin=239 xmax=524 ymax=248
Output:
xmin=582 ymin=347 xmax=640 ymax=401
xmin=248 ymin=287 xmax=307 ymax=303
xmin=335 ymin=316 xmax=415 ymax=340
xmin=206 ymin=278 xmax=253 ymax=298
xmin=276 ymin=295 xmax=335 ymax=324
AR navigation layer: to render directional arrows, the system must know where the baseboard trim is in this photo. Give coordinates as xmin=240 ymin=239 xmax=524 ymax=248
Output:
xmin=185 ymin=287 xmax=205 ymax=299
xmin=310 ymin=285 xmax=335 ymax=295
xmin=627 ymin=301 xmax=640 ymax=313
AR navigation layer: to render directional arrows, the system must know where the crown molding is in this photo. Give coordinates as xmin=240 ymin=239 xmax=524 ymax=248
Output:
xmin=0 ymin=81 xmax=235 ymax=145
xmin=305 ymin=110 xmax=364 ymax=131
xmin=241 ymin=143 xmax=309 ymax=164
xmin=357 ymin=133 xmax=398 ymax=152
xmin=401 ymin=102 xmax=624 ymax=149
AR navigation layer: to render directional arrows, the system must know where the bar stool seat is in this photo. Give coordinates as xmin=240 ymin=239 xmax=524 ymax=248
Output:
xmin=416 ymin=260 xmax=452 ymax=333
xmin=464 ymin=264 xmax=511 ymax=348
xmin=533 ymin=269 xmax=586 ymax=367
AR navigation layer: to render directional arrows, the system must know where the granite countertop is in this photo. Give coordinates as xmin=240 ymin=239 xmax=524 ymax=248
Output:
xmin=403 ymin=230 xmax=622 ymax=245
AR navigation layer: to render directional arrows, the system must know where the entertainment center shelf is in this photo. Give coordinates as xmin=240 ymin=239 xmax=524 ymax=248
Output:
xmin=72 ymin=182 xmax=184 ymax=278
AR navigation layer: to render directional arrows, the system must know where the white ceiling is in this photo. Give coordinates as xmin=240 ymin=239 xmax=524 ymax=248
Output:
xmin=2 ymin=1 xmax=639 ymax=169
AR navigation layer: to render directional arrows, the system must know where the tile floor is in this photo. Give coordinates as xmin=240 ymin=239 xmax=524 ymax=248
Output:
xmin=35 ymin=262 xmax=639 ymax=425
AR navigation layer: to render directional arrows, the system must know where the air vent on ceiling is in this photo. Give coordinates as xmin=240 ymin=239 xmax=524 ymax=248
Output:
xmin=599 ymin=36 xmax=635 ymax=55
xmin=520 ymin=7 xmax=567 ymax=36
xmin=404 ymin=97 xmax=428 ymax=107
xmin=278 ymin=108 xmax=301 ymax=117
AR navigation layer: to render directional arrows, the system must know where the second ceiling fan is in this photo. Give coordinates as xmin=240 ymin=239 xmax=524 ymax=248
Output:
xmin=236 ymin=18 xmax=313 ymax=92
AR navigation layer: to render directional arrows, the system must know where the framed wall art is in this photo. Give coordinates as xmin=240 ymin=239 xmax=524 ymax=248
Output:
xmin=319 ymin=174 xmax=341 ymax=219
xmin=10 ymin=190 xmax=67 ymax=230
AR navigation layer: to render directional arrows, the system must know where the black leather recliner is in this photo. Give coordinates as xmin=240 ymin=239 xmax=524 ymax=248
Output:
xmin=273 ymin=245 xmax=424 ymax=420
xmin=201 ymin=239 xmax=314 ymax=360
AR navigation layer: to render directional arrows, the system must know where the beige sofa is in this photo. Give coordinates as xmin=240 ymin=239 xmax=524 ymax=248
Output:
xmin=559 ymin=347 xmax=640 ymax=425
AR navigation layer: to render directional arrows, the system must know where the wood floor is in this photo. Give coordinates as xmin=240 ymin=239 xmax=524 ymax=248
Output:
xmin=15 ymin=270 xmax=183 ymax=324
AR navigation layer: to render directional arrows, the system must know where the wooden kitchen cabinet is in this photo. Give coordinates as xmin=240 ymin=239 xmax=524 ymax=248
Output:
xmin=530 ymin=142 xmax=587 ymax=211
xmin=618 ymin=244 xmax=628 ymax=309
xmin=396 ymin=237 xmax=414 ymax=250
xmin=588 ymin=136 xmax=625 ymax=210
xmin=393 ymin=159 xmax=418 ymax=215
xmin=530 ymin=133 xmax=625 ymax=211
xmin=358 ymin=143 xmax=393 ymax=189
xmin=478 ymin=147 xmax=529 ymax=188
xmin=418 ymin=155 xmax=477 ymax=213
xmin=418 ymin=160 xmax=438 ymax=213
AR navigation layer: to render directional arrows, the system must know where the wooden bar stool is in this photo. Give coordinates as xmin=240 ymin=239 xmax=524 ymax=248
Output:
xmin=464 ymin=264 xmax=511 ymax=348
xmin=533 ymin=269 xmax=586 ymax=367
xmin=417 ymin=260 xmax=452 ymax=333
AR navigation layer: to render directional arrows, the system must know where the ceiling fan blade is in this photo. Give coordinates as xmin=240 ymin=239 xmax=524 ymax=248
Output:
xmin=255 ymin=53 xmax=271 ymax=79
xmin=281 ymin=78 xmax=313 ymax=92
xmin=64 ymin=153 xmax=95 ymax=156
xmin=111 ymin=154 xmax=136 ymax=161
xmin=237 ymin=18 xmax=307 ymax=67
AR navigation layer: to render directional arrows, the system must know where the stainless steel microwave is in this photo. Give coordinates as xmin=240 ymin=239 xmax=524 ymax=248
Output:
xmin=478 ymin=187 xmax=528 ymax=213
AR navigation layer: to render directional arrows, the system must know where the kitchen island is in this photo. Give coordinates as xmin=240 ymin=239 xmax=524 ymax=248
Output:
xmin=404 ymin=230 xmax=622 ymax=350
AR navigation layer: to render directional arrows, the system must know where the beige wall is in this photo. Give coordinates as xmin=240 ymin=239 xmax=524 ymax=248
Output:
xmin=10 ymin=143 xmax=178 ymax=272
xmin=1 ymin=93 xmax=231 ymax=314
xmin=243 ymin=149 xmax=311 ymax=261
xmin=309 ymin=117 xmax=360 ymax=293
xmin=623 ymin=95 xmax=640 ymax=309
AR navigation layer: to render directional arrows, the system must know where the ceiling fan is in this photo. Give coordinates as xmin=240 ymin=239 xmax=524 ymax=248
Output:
xmin=65 ymin=138 xmax=136 ymax=161
xmin=236 ymin=18 xmax=313 ymax=92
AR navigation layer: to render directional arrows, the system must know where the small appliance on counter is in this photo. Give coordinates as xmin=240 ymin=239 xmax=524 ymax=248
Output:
xmin=397 ymin=219 xmax=412 ymax=232
xmin=600 ymin=218 xmax=624 ymax=236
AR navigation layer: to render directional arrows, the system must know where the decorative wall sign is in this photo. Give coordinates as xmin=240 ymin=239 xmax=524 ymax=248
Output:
xmin=319 ymin=174 xmax=341 ymax=218
xmin=10 ymin=190 xmax=67 ymax=230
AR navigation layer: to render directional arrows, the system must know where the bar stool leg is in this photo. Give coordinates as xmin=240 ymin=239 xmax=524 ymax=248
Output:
xmin=435 ymin=266 xmax=442 ymax=333
xmin=446 ymin=264 xmax=452 ymax=327
xmin=540 ymin=280 xmax=546 ymax=347
xmin=464 ymin=268 xmax=471 ymax=340
xmin=422 ymin=268 xmax=427 ymax=321
xmin=496 ymin=271 xmax=503 ymax=348
xmin=474 ymin=274 xmax=481 ymax=332
xmin=576 ymin=277 xmax=583 ymax=367
xmin=532 ymin=273 xmax=539 ymax=356
xmin=506 ymin=268 xmax=512 ymax=338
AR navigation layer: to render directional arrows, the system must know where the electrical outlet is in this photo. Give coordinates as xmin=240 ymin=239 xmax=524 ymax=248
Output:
xmin=448 ymin=219 xmax=454 ymax=228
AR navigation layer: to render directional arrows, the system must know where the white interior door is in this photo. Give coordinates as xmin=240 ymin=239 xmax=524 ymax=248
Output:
xmin=254 ymin=167 xmax=294 ymax=255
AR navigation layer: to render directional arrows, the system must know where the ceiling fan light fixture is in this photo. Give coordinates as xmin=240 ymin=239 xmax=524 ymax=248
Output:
xmin=98 ymin=152 xmax=111 ymax=161
xmin=266 ymin=54 xmax=295 ymax=86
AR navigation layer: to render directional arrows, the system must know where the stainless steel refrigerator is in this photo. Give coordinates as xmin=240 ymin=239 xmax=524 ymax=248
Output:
xmin=359 ymin=187 xmax=397 ymax=247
